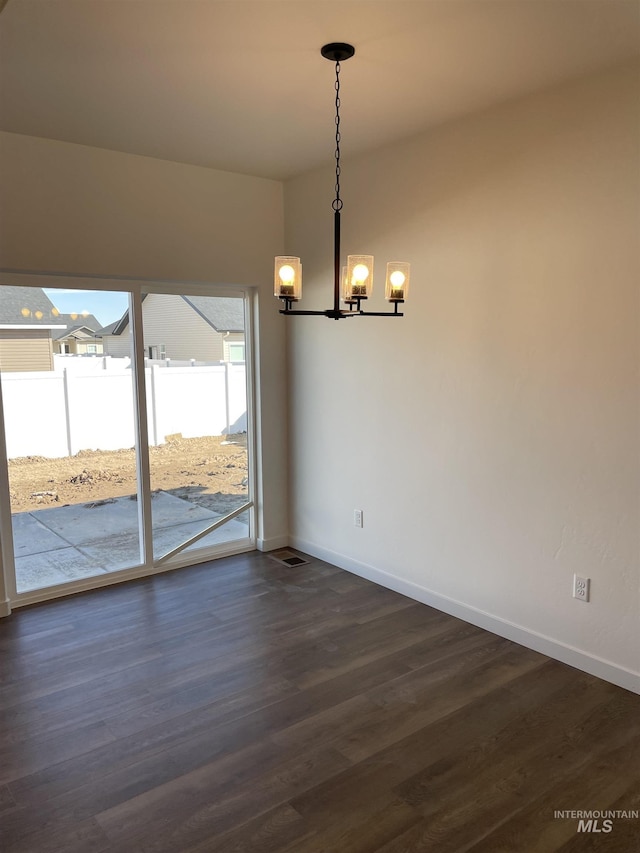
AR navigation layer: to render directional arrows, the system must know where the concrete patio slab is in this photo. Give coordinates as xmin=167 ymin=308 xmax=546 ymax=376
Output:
xmin=15 ymin=547 xmax=108 ymax=593
xmin=76 ymin=516 xmax=248 ymax=570
xmin=13 ymin=491 xmax=250 ymax=593
xmin=29 ymin=491 xmax=215 ymax=545
xmin=184 ymin=517 xmax=249 ymax=552
xmin=149 ymin=492 xmax=218 ymax=526
xmin=29 ymin=496 xmax=141 ymax=544
xmin=75 ymin=533 xmax=143 ymax=573
xmin=11 ymin=512 xmax=70 ymax=558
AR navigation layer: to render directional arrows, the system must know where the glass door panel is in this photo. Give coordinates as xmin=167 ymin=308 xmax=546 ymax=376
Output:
xmin=0 ymin=286 xmax=142 ymax=594
xmin=140 ymin=292 xmax=251 ymax=561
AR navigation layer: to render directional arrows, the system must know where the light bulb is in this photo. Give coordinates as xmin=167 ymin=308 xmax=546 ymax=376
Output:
xmin=390 ymin=270 xmax=405 ymax=288
xmin=278 ymin=264 xmax=295 ymax=284
xmin=352 ymin=264 xmax=370 ymax=283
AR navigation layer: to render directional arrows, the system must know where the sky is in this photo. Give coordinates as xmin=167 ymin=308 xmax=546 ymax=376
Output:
xmin=43 ymin=289 xmax=129 ymax=327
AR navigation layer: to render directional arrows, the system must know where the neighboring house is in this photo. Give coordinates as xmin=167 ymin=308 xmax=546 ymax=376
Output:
xmin=52 ymin=313 xmax=103 ymax=355
xmin=0 ymin=286 xmax=66 ymax=372
xmin=100 ymin=293 xmax=245 ymax=362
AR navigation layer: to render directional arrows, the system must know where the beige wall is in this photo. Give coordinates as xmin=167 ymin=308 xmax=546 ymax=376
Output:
xmin=286 ymin=62 xmax=640 ymax=690
xmin=0 ymin=330 xmax=53 ymax=371
xmin=0 ymin=132 xmax=288 ymax=549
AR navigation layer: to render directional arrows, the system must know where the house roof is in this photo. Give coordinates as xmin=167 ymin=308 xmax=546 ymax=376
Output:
xmin=106 ymin=295 xmax=244 ymax=336
xmin=53 ymin=313 xmax=102 ymax=340
xmin=97 ymin=320 xmax=119 ymax=336
xmin=0 ymin=285 xmax=63 ymax=327
xmin=183 ymin=297 xmax=244 ymax=333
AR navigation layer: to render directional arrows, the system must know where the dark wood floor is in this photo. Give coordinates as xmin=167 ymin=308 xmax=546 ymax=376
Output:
xmin=0 ymin=551 xmax=638 ymax=853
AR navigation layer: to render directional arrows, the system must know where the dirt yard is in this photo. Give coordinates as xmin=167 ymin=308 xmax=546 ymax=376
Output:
xmin=8 ymin=434 xmax=249 ymax=516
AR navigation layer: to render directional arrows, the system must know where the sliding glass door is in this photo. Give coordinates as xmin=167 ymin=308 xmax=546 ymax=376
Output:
xmin=139 ymin=290 xmax=252 ymax=565
xmin=0 ymin=278 xmax=254 ymax=606
xmin=0 ymin=285 xmax=142 ymax=595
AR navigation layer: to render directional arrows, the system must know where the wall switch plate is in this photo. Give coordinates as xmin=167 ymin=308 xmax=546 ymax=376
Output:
xmin=573 ymin=574 xmax=590 ymax=602
xmin=354 ymin=509 xmax=363 ymax=528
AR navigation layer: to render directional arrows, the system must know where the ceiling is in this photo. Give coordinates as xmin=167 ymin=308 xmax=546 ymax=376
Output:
xmin=1 ymin=0 xmax=638 ymax=181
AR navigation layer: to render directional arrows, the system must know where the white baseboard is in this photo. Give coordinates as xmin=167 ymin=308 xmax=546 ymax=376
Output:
xmin=257 ymin=535 xmax=290 ymax=552
xmin=0 ymin=598 xmax=11 ymax=618
xmin=290 ymin=536 xmax=640 ymax=696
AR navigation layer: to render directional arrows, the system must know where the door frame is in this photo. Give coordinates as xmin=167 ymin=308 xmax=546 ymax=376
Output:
xmin=0 ymin=273 xmax=257 ymax=611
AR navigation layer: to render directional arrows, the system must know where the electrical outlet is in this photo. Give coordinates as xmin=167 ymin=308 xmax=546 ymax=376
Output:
xmin=573 ymin=574 xmax=590 ymax=602
xmin=354 ymin=509 xmax=363 ymax=528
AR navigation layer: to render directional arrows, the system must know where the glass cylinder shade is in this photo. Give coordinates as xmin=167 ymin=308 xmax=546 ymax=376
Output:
xmin=385 ymin=262 xmax=411 ymax=302
xmin=274 ymin=256 xmax=302 ymax=300
xmin=341 ymin=266 xmax=353 ymax=304
xmin=346 ymin=255 xmax=374 ymax=300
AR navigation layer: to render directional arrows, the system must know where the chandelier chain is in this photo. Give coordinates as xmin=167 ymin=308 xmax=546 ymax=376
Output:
xmin=332 ymin=60 xmax=343 ymax=212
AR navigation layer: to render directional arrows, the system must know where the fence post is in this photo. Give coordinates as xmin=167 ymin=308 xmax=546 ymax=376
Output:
xmin=62 ymin=368 xmax=74 ymax=456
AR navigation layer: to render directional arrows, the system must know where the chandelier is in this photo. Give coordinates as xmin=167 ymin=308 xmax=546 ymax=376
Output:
xmin=275 ymin=43 xmax=410 ymax=320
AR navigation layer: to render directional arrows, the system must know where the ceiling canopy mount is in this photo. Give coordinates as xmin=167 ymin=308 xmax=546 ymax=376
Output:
xmin=320 ymin=42 xmax=356 ymax=63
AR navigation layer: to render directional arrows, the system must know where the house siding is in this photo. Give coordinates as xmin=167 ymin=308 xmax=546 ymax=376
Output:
xmin=0 ymin=329 xmax=53 ymax=372
xmin=54 ymin=339 xmax=104 ymax=356
xmin=73 ymin=340 xmax=103 ymax=355
xmin=141 ymin=294 xmax=225 ymax=362
xmin=101 ymin=333 xmax=132 ymax=358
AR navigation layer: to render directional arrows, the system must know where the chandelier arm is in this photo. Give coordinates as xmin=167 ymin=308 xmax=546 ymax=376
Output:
xmin=279 ymin=309 xmax=360 ymax=318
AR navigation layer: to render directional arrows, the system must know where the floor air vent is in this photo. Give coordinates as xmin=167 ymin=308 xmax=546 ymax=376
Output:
xmin=268 ymin=549 xmax=310 ymax=567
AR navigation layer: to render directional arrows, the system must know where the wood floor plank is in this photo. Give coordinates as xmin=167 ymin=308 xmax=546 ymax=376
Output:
xmin=95 ymin=744 xmax=351 ymax=851
xmin=0 ymin=549 xmax=638 ymax=853
xmin=1 ymin=748 xmax=185 ymax=849
xmin=385 ymin=680 xmax=640 ymax=852
xmin=181 ymin=803 xmax=308 ymax=853
xmin=555 ymin=782 xmax=640 ymax=852
xmin=463 ymin=737 xmax=640 ymax=853
xmin=283 ymin=668 xmax=576 ymax=853
xmin=277 ymin=796 xmax=422 ymax=853
xmin=8 ymin=681 xmax=297 ymax=812
xmin=0 ymin=815 xmax=114 ymax=853
xmin=0 ymin=782 xmax=16 ymax=815
xmin=330 ymin=642 xmax=546 ymax=764
xmin=393 ymin=673 xmax=623 ymax=811
xmin=0 ymin=718 xmax=116 ymax=786
xmin=286 ymin=667 xmax=572 ymax=828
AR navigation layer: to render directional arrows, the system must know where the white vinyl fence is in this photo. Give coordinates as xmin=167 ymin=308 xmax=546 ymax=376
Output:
xmin=2 ymin=362 xmax=247 ymax=459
